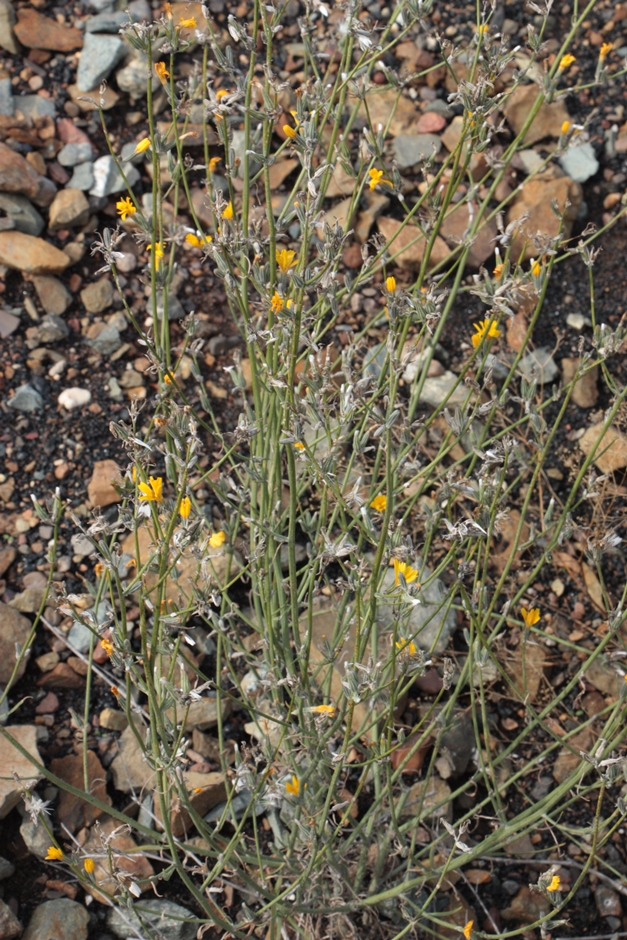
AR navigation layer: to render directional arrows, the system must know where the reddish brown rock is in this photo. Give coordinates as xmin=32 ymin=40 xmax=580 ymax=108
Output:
xmin=377 ymin=216 xmax=449 ymax=271
xmin=0 ymin=141 xmax=56 ymax=206
xmin=416 ymin=111 xmax=446 ymax=133
xmin=506 ymin=175 xmax=582 ymax=260
xmin=439 ymin=202 xmax=498 ymax=269
xmin=502 ymin=84 xmax=570 ymax=145
xmin=37 ymin=662 xmax=85 ymax=689
xmin=50 ymin=751 xmax=111 ymax=831
xmin=14 ymin=8 xmax=83 ymax=52
xmin=0 ymin=232 xmax=70 ymax=275
xmin=87 ymin=460 xmax=122 ymax=508
xmin=81 ymin=815 xmax=154 ymax=903
xmin=0 ymin=602 xmax=31 ymax=684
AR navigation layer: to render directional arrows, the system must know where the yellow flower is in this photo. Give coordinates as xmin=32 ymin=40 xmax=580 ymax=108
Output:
xmin=310 ymin=704 xmax=335 ymax=716
xmin=386 ymin=276 xmax=396 ymax=293
xmin=294 ymin=441 xmax=305 ymax=451
xmin=185 ymin=233 xmax=211 ymax=247
xmin=179 ymin=16 xmax=196 ymax=28
xmin=561 ymin=120 xmax=571 ymax=135
xmin=216 ymin=88 xmax=229 ymax=101
xmin=493 ymin=263 xmax=504 ymax=279
xmin=84 ymin=858 xmax=95 ymax=874
xmin=547 ymin=875 xmax=561 ymax=892
xmin=116 ymin=197 xmax=136 ymax=221
xmin=368 ymin=168 xmax=392 ymax=190
xmin=45 ymin=847 xmax=64 ymax=862
xmin=209 ymin=530 xmax=226 ymax=548
xmin=180 ymin=496 xmax=191 ymax=519
xmin=462 ymin=921 xmax=474 ymax=940
xmin=131 ymin=466 xmax=137 ymax=482
xmin=138 ymin=476 xmax=163 ymax=502
xmin=599 ymin=42 xmax=612 ymax=59
xmin=370 ymin=494 xmax=387 ymax=512
xmin=283 ymin=124 xmax=297 ymax=139
xmin=477 ymin=23 xmax=488 ymax=34
xmin=101 ymin=638 xmax=114 ymax=657
xmin=276 ymin=248 xmax=297 ymax=273
xmin=134 ymin=137 xmax=151 ymax=154
xmin=396 ymin=638 xmax=418 ymax=656
xmin=208 ymin=156 xmax=221 ymax=173
xmin=154 ymin=61 xmax=170 ymax=84
xmin=270 ymin=291 xmax=285 ymax=314
xmin=558 ymin=53 xmax=576 ymax=70
xmin=471 ymin=318 xmax=501 ymax=348
xmin=147 ymin=241 xmax=165 ymax=270
xmin=222 ymin=202 xmax=234 ymax=220
xmin=285 ymin=774 xmax=300 ymax=796
xmin=164 ymin=2 xmax=172 ymax=16
xmin=531 ymin=258 xmax=542 ymax=278
xmin=393 ymin=559 xmax=419 ymax=586
xmin=521 ymin=606 xmax=541 ymax=628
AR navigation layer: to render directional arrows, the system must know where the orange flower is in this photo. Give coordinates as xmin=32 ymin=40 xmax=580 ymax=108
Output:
xmin=385 ymin=276 xmax=396 ymax=293
xmin=208 ymin=156 xmax=221 ymax=173
xmin=368 ymin=168 xmax=392 ymax=190
xmin=84 ymin=858 xmax=95 ymax=874
xmin=276 ymin=248 xmax=297 ymax=273
xmin=270 ymin=291 xmax=284 ymax=314
xmin=547 ymin=875 xmax=561 ymax=892
xmin=154 ymin=61 xmax=170 ymax=84
xmin=600 ymin=42 xmax=612 ymax=59
xmin=558 ymin=53 xmax=576 ymax=70
xmin=462 ymin=921 xmax=473 ymax=940
xmin=179 ymin=16 xmax=196 ymax=28
xmin=216 ymin=88 xmax=229 ymax=101
xmin=134 ymin=138 xmax=151 ymax=154
xmin=101 ymin=638 xmax=114 ymax=657
xmin=471 ymin=318 xmax=501 ymax=348
xmin=310 ymin=704 xmax=335 ymax=716
xmin=283 ymin=124 xmax=297 ymax=139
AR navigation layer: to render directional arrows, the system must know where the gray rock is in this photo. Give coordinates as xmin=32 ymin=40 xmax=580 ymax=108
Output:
xmin=0 ymin=0 xmax=19 ymax=55
xmin=128 ymin=0 xmax=151 ymax=19
xmin=107 ymin=900 xmax=196 ymax=940
xmin=110 ymin=722 xmax=155 ymax=792
xmin=22 ymin=899 xmax=89 ymax=940
xmin=516 ymin=148 xmax=544 ymax=175
xmin=90 ymin=155 xmax=139 ymax=197
xmin=36 ymin=313 xmax=69 ymax=344
xmin=156 ymin=291 xmax=185 ymax=321
xmin=19 ymin=816 xmax=51 ymax=859
xmin=0 ymin=726 xmax=42 ymax=819
xmin=377 ymin=559 xmax=457 ymax=654
xmin=115 ymin=54 xmax=160 ymax=100
xmin=67 ymin=620 xmax=94 ymax=653
xmin=517 ymin=346 xmax=559 ymax=384
xmin=76 ymin=33 xmax=125 ymax=93
xmin=31 ymin=276 xmax=72 ymax=316
xmin=68 ymin=162 xmax=95 ymax=191
xmin=0 ymin=899 xmax=21 ymax=940
xmin=85 ymin=10 xmax=137 ymax=31
xmin=424 ymin=99 xmax=453 ymax=117
xmin=393 ymin=133 xmax=442 ymax=168
xmin=0 ymin=193 xmax=44 ymax=237
xmin=13 ymin=95 xmax=56 ymax=119
xmin=0 ymin=77 xmax=13 ymax=116
xmin=82 ymin=0 xmax=115 ymax=10
xmin=420 ymin=370 xmax=471 ymax=408
xmin=58 ymin=143 xmax=93 ymax=167
xmin=88 ymin=324 xmax=122 ymax=356
xmin=81 ymin=277 xmax=113 ymax=313
xmin=205 ymin=789 xmax=264 ymax=823
xmin=7 ymin=383 xmax=43 ymax=413
xmin=0 ymin=856 xmax=15 ymax=880
xmin=559 ymin=141 xmax=599 ymax=183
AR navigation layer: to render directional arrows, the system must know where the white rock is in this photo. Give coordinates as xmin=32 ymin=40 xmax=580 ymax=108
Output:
xmin=58 ymin=387 xmax=92 ymax=410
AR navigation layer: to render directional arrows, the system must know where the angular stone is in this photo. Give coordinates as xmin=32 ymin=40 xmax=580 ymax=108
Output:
xmin=90 ymin=154 xmax=139 ymax=197
xmin=49 ymin=751 xmax=111 ymax=831
xmin=399 ymin=776 xmax=452 ymax=823
xmin=48 ymin=189 xmax=90 ymax=231
xmin=439 ymin=202 xmax=498 ymax=268
xmin=14 ymin=95 xmax=56 ymax=121
xmin=86 ymin=323 xmax=122 ymax=356
xmin=0 ymin=193 xmax=44 ymax=237
xmin=506 ymin=640 xmax=548 ymax=704
xmin=80 ymin=277 xmax=113 ymax=313
xmin=19 ymin=817 xmax=51 ymax=859
xmin=99 ymin=708 xmax=128 ymax=731
xmin=419 ymin=370 xmax=474 ymax=408
xmin=36 ymin=313 xmax=69 ymax=344
xmin=580 ymin=423 xmax=627 ymax=474
xmin=0 ymin=900 xmax=21 ymax=940
xmin=0 ymin=77 xmax=12 ymax=117
xmin=0 ymin=602 xmax=31 ymax=684
xmin=82 ymin=815 xmax=154 ymax=903
xmin=0 ymin=141 xmax=56 ymax=207
xmin=393 ymin=133 xmax=441 ymax=168
xmin=22 ymin=900 xmax=88 ymax=940
xmin=110 ymin=721 xmax=156 ymax=793
xmin=68 ymin=162 xmax=95 ymax=191
xmin=0 ymin=231 xmax=69 ymax=275
xmin=67 ymin=83 xmax=119 ymax=112
xmin=31 ymin=275 xmax=72 ymax=316
xmin=561 ymin=357 xmax=598 ymax=408
xmin=0 ymin=857 xmax=15 ymax=880
xmin=0 ymin=725 xmax=42 ymax=818
xmin=377 ymin=216 xmax=449 ymax=271
xmin=37 ymin=662 xmax=85 ymax=689
xmin=377 ymin=561 xmax=458 ymax=654
xmin=14 ymin=9 xmax=83 ymax=52
xmin=355 ymin=87 xmax=420 ymax=137
xmin=502 ymin=84 xmax=570 ymax=145
xmin=76 ymin=33 xmax=124 ymax=93
xmin=553 ymin=726 xmax=592 ymax=783
xmin=57 ymin=143 xmax=93 ymax=167
xmin=517 ymin=347 xmax=559 ymax=384
xmin=107 ymin=900 xmax=196 ymax=940
xmin=115 ymin=54 xmax=161 ymax=101
xmin=507 ymin=173 xmax=582 ymax=260
xmin=0 ymin=310 xmax=19 ymax=338
xmin=87 ymin=459 xmax=122 ymax=507
xmin=154 ymin=771 xmax=227 ymax=837
xmin=0 ymin=0 xmax=19 ymax=55
xmin=7 ymin=382 xmax=43 ymax=413
xmin=168 ymin=697 xmax=230 ymax=733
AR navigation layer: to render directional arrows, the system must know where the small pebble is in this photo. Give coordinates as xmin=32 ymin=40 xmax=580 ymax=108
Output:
xmin=58 ymin=387 xmax=92 ymax=410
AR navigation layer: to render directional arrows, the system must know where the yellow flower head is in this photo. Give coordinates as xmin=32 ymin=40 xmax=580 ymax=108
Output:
xmin=45 ymin=847 xmax=64 ymax=862
xmin=180 ymin=496 xmax=191 ymax=519
xmin=208 ymin=156 xmax=221 ymax=174
xmin=270 ymin=291 xmax=285 ymax=314
xmin=134 ymin=137 xmax=151 ymax=154
xmin=276 ymin=248 xmax=297 ymax=273
xmin=84 ymin=857 xmax=95 ymax=874
xmin=222 ymin=202 xmax=234 ymax=220
xmin=370 ymin=494 xmax=387 ymax=512
xmin=558 ymin=53 xmax=576 ymax=70
xmin=477 ymin=23 xmax=488 ymax=34
xmin=600 ymin=42 xmax=612 ymax=59
xmin=283 ymin=124 xmax=297 ymax=139
xmin=463 ymin=921 xmax=474 ymax=940
xmin=185 ymin=233 xmax=211 ymax=247
xmin=561 ymin=120 xmax=571 ymax=135
xmin=493 ymin=263 xmax=504 ymax=279
xmin=368 ymin=168 xmax=392 ymax=190
xmin=101 ymin=638 xmax=114 ymax=657
xmin=285 ymin=774 xmax=300 ymax=796
xmin=521 ymin=606 xmax=541 ymax=628
xmin=531 ymin=258 xmax=542 ymax=278
xmin=138 ymin=476 xmax=163 ymax=502
xmin=179 ymin=16 xmax=197 ymax=28
xmin=471 ymin=318 xmax=501 ymax=348
xmin=209 ymin=530 xmax=226 ymax=548
xmin=164 ymin=2 xmax=172 ymax=16
xmin=386 ymin=276 xmax=397 ymax=293
xmin=154 ymin=61 xmax=170 ymax=84
xmin=147 ymin=241 xmax=165 ymax=271
xmin=310 ymin=704 xmax=335 ymax=716
xmin=116 ymin=196 xmax=136 ymax=221
xmin=393 ymin=559 xmax=419 ymax=587
xmin=294 ymin=441 xmax=305 ymax=451
xmin=547 ymin=874 xmax=561 ymax=892
xmin=216 ymin=88 xmax=229 ymax=101
xmin=396 ymin=638 xmax=418 ymax=656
